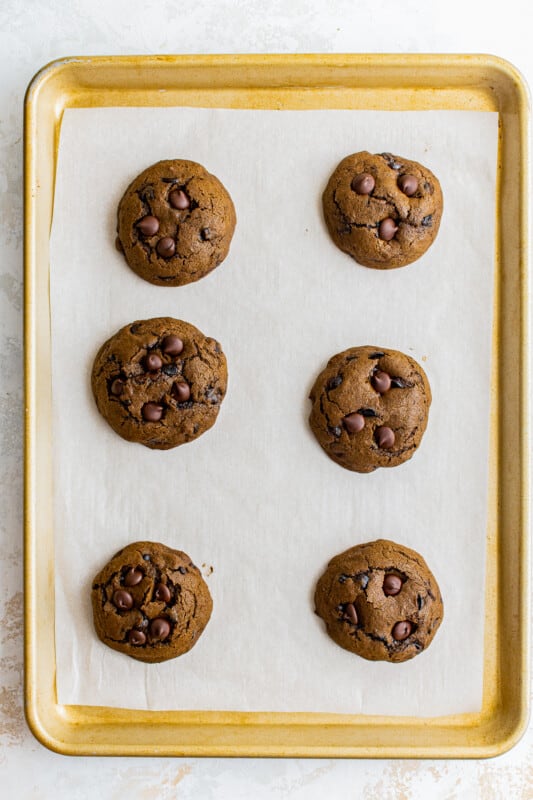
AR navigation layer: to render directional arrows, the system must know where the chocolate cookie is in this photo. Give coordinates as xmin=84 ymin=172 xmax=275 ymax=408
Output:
xmin=91 ymin=541 xmax=213 ymax=663
xmin=308 ymin=346 xmax=431 ymax=473
xmin=116 ymin=159 xmax=236 ymax=286
xmin=314 ymin=540 xmax=443 ymax=663
xmin=322 ymin=151 xmax=443 ymax=269
xmin=91 ymin=317 xmax=227 ymax=450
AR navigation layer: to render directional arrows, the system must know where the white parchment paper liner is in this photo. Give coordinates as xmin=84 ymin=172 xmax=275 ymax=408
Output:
xmin=51 ymin=107 xmax=498 ymax=715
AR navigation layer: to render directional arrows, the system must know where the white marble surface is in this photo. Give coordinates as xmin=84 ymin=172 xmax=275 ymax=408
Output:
xmin=0 ymin=1 xmax=531 ymax=796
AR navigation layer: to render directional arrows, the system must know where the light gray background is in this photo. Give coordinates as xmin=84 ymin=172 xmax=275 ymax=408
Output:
xmin=1 ymin=0 xmax=531 ymax=797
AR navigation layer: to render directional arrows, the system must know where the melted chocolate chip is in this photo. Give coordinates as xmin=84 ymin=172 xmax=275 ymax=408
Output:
xmin=149 ymin=618 xmax=171 ymax=641
xmin=371 ymin=370 xmax=391 ymax=394
xmin=113 ymin=589 xmax=133 ymax=610
xmin=390 ymin=377 xmax=409 ymax=389
xmin=421 ymin=215 xmax=433 ymax=226
xmin=161 ymin=335 xmax=184 ymax=356
xmin=398 ymin=174 xmax=419 ymax=196
xmin=142 ymin=402 xmax=164 ymax=422
xmin=137 ymin=215 xmax=160 ymax=236
xmin=328 ymin=425 xmax=342 ymax=438
xmin=383 ymin=574 xmax=402 ymax=596
xmin=145 ymin=353 xmax=163 ymax=372
xmin=172 ymin=381 xmax=191 ymax=402
xmin=351 ymin=173 xmax=375 ymax=195
xmin=328 ymin=375 xmax=343 ymax=390
xmin=357 ymin=407 xmax=377 ymax=418
xmin=124 ymin=568 xmax=143 ymax=587
xmin=162 ymin=363 xmax=179 ymax=376
xmin=110 ymin=378 xmax=125 ymax=396
xmin=378 ymin=218 xmax=399 ymax=241
xmin=343 ymin=412 xmax=365 ymax=434
xmin=368 ymin=352 xmax=385 ymax=359
xmin=375 ymin=426 xmax=395 ymax=449
xmin=169 ymin=189 xmax=190 ymax=210
xmin=156 ymin=237 xmax=176 ymax=258
xmin=128 ymin=630 xmax=146 ymax=646
xmin=200 ymin=227 xmax=212 ymax=241
xmin=343 ymin=603 xmax=358 ymax=625
xmin=154 ymin=583 xmax=172 ymax=603
xmin=392 ymin=621 xmax=413 ymax=641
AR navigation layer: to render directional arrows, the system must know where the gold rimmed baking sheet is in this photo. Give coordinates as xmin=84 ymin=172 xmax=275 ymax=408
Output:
xmin=24 ymin=54 xmax=530 ymax=757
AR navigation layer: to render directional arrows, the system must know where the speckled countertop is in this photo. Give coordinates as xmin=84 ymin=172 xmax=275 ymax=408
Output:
xmin=1 ymin=1 xmax=532 ymax=797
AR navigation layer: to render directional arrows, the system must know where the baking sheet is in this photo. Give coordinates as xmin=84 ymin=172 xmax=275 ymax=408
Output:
xmin=50 ymin=107 xmax=498 ymax=716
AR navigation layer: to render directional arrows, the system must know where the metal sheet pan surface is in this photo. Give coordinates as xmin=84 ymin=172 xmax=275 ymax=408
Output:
xmin=24 ymin=54 xmax=530 ymax=758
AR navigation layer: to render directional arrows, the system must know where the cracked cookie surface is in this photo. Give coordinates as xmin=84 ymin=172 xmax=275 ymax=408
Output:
xmin=91 ymin=541 xmax=213 ymax=663
xmin=91 ymin=317 xmax=227 ymax=450
xmin=322 ymin=151 xmax=443 ymax=269
xmin=308 ymin=346 xmax=431 ymax=473
xmin=314 ymin=539 xmax=443 ymax=663
xmin=117 ymin=159 xmax=236 ymax=286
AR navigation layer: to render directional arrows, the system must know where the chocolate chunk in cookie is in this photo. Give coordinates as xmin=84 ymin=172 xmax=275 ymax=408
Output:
xmin=314 ymin=539 xmax=443 ymax=663
xmin=91 ymin=541 xmax=213 ymax=663
xmin=308 ymin=346 xmax=431 ymax=472
xmin=322 ymin=151 xmax=443 ymax=269
xmin=91 ymin=317 xmax=227 ymax=450
xmin=116 ymin=159 xmax=236 ymax=286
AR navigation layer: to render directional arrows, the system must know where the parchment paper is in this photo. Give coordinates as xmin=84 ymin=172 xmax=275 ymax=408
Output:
xmin=51 ymin=107 xmax=498 ymax=715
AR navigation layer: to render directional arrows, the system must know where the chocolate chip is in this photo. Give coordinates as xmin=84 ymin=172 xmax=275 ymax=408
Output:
xmin=360 ymin=574 xmax=369 ymax=589
xmin=115 ymin=236 xmax=124 ymax=252
xmin=128 ymin=630 xmax=146 ymax=646
xmin=178 ymin=566 xmax=187 ymax=574
xmin=383 ymin=574 xmax=402 ymax=596
xmin=161 ymin=335 xmax=184 ymax=356
xmin=375 ymin=426 xmax=395 ymax=449
xmin=142 ymin=402 xmax=164 ymax=422
xmin=169 ymin=189 xmax=190 ymax=209
xmin=343 ymin=603 xmax=358 ymax=625
xmin=328 ymin=425 xmax=342 ymax=438
xmin=371 ymin=370 xmax=391 ymax=394
xmin=137 ymin=215 xmax=160 ymax=236
xmin=357 ymin=407 xmax=377 ymax=418
xmin=421 ymin=215 xmax=432 ymax=227
xmin=156 ymin=237 xmax=176 ymax=258
xmin=113 ymin=589 xmax=133 ymax=610
xmin=398 ymin=174 xmax=419 ymax=196
xmin=143 ymin=554 xmax=151 ymax=561
xmin=149 ymin=618 xmax=171 ymax=641
xmin=351 ymin=173 xmax=375 ymax=195
xmin=172 ymin=381 xmax=191 ymax=402
xmin=200 ymin=227 xmax=212 ymax=241
xmin=110 ymin=378 xmax=125 ymax=396
xmin=417 ymin=595 xmax=424 ymax=610
xmin=162 ymin=363 xmax=179 ymax=376
xmin=381 ymin=153 xmax=402 ymax=170
xmin=124 ymin=568 xmax=143 ymax=587
xmin=154 ymin=583 xmax=172 ymax=603
xmin=378 ymin=218 xmax=399 ymax=241
xmin=144 ymin=353 xmax=163 ymax=372
xmin=390 ymin=377 xmax=408 ymax=389
xmin=392 ymin=621 xmax=413 ymax=641
xmin=328 ymin=375 xmax=343 ymax=390
xmin=338 ymin=575 xmax=349 ymax=584
xmin=343 ymin=412 xmax=365 ymax=434
xmin=368 ymin=352 xmax=385 ymax=359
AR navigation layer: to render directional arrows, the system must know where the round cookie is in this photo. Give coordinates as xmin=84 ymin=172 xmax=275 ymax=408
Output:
xmin=314 ymin=540 xmax=443 ymax=663
xmin=116 ymin=159 xmax=236 ymax=286
xmin=91 ymin=541 xmax=213 ymax=663
xmin=308 ymin=346 xmax=431 ymax=473
xmin=91 ymin=317 xmax=227 ymax=450
xmin=322 ymin=151 xmax=443 ymax=269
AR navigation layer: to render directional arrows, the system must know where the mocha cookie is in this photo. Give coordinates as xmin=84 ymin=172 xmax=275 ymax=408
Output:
xmin=91 ymin=541 xmax=213 ymax=663
xmin=116 ymin=159 xmax=236 ymax=286
xmin=314 ymin=540 xmax=443 ymax=663
xmin=322 ymin=151 xmax=443 ymax=268
xmin=308 ymin=346 xmax=431 ymax=473
xmin=91 ymin=317 xmax=227 ymax=450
